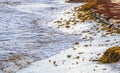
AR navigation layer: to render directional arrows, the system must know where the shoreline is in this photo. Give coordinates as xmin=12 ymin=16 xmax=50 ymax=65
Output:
xmin=0 ymin=1 xmax=82 ymax=73
xmin=17 ymin=1 xmax=120 ymax=73
xmin=0 ymin=0 xmax=120 ymax=73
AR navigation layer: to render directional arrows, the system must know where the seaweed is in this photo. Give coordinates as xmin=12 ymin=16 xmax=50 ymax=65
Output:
xmin=98 ymin=46 xmax=120 ymax=63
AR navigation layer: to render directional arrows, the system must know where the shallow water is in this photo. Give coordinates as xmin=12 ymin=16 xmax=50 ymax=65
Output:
xmin=0 ymin=0 xmax=81 ymax=62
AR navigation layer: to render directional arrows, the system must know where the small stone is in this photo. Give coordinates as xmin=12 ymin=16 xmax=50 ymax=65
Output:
xmin=105 ymin=40 xmax=110 ymax=42
xmin=78 ymin=52 xmax=84 ymax=54
xmin=76 ymin=56 xmax=80 ymax=59
xmin=97 ymin=53 xmax=101 ymax=56
xmin=76 ymin=62 xmax=79 ymax=64
xmin=55 ymin=64 xmax=58 ymax=66
xmin=53 ymin=61 xmax=58 ymax=66
xmin=65 ymin=25 xmax=70 ymax=28
xmin=67 ymin=55 xmax=72 ymax=58
xmin=49 ymin=60 xmax=51 ymax=62
xmin=74 ymin=42 xmax=79 ymax=45
xmin=82 ymin=59 xmax=84 ymax=61
xmin=83 ymin=44 xmax=89 ymax=47
xmin=73 ymin=47 xmax=77 ymax=50
xmin=53 ymin=61 xmax=56 ymax=65
xmin=103 ymin=68 xmax=107 ymax=70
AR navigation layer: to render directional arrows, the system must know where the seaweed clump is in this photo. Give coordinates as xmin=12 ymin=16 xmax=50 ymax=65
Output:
xmin=65 ymin=0 xmax=93 ymax=3
xmin=98 ymin=46 xmax=120 ymax=63
xmin=75 ymin=1 xmax=97 ymax=22
xmin=76 ymin=1 xmax=120 ymax=33
xmin=100 ymin=23 xmax=120 ymax=34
